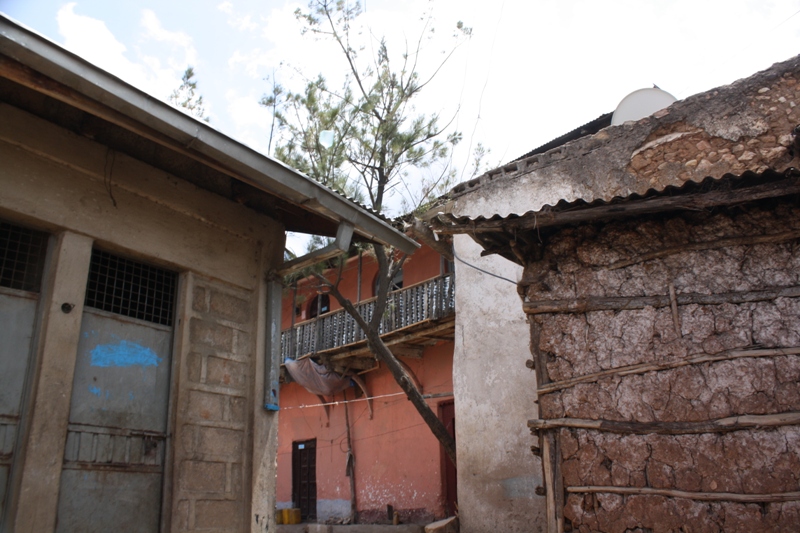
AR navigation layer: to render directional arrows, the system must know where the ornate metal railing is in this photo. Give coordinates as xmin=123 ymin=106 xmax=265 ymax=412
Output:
xmin=281 ymin=273 xmax=455 ymax=361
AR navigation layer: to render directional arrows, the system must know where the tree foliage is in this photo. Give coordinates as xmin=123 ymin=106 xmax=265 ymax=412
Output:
xmin=269 ymin=0 xmax=469 ymax=468
xmin=266 ymin=0 xmax=468 ymax=211
xmin=169 ymin=66 xmax=209 ymax=122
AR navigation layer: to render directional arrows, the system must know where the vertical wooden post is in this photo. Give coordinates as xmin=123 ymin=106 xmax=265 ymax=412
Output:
xmin=531 ymin=318 xmax=564 ymax=533
xmin=357 ymin=250 xmax=362 ymax=303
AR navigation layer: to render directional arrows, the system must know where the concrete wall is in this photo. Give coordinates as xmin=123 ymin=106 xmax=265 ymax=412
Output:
xmin=0 ymin=102 xmax=283 ymax=532
xmin=450 ymin=234 xmax=545 ymax=533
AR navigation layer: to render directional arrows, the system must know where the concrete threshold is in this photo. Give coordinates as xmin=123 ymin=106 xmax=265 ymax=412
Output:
xmin=277 ymin=525 xmax=424 ymax=533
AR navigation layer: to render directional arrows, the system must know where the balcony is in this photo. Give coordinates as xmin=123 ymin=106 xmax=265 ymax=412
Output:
xmin=281 ymin=273 xmax=455 ymax=369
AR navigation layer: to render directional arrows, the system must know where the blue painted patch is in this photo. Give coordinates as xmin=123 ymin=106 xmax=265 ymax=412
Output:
xmin=90 ymin=340 xmax=161 ymax=368
xmin=128 ymin=392 xmax=135 ymax=401
xmin=88 ymin=385 xmax=102 ymax=397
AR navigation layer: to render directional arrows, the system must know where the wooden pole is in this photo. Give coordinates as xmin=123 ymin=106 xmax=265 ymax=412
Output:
xmin=523 ymin=285 xmax=800 ymax=315
xmin=567 ymin=486 xmax=800 ymax=503
xmin=528 ymin=411 xmax=800 ymax=435
xmin=537 ymin=346 xmax=800 ymax=395
xmin=605 ymin=229 xmax=800 ymax=271
xmin=531 ymin=320 xmax=564 ymax=533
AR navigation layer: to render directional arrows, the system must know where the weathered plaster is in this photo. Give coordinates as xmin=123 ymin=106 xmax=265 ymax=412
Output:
xmin=451 ymin=236 xmax=545 ymax=533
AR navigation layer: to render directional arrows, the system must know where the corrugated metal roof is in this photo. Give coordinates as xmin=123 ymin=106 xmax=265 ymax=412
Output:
xmin=436 ymin=169 xmax=800 ymax=229
xmin=509 ymin=113 xmax=613 ymax=164
xmin=433 ymin=168 xmax=800 ymax=265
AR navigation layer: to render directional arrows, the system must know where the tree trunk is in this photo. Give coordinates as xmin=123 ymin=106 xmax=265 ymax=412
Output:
xmin=330 ymin=285 xmax=458 ymax=467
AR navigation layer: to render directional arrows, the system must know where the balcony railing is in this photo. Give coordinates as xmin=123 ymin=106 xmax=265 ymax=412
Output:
xmin=281 ymin=273 xmax=455 ymax=361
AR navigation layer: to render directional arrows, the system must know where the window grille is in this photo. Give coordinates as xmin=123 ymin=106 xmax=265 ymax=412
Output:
xmin=0 ymin=220 xmax=48 ymax=292
xmin=85 ymin=249 xmax=177 ymax=326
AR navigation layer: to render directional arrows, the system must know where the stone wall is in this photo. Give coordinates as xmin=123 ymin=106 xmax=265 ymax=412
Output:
xmin=521 ymin=199 xmax=800 ymax=532
xmin=174 ymin=277 xmax=257 ymax=531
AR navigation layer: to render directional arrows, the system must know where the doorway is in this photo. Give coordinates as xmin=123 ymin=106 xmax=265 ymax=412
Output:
xmin=292 ymin=439 xmax=317 ymax=520
xmin=439 ymin=401 xmax=457 ymax=516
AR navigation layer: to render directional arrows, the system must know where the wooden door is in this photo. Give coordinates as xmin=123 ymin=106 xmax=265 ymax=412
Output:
xmin=439 ymin=401 xmax=457 ymax=516
xmin=292 ymin=439 xmax=317 ymax=520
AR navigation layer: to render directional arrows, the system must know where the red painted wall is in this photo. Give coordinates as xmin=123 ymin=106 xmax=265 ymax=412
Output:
xmin=276 ymin=341 xmax=454 ymax=523
xmin=277 ymin=242 xmax=454 ymax=523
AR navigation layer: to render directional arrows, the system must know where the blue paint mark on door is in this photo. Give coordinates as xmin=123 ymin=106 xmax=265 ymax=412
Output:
xmin=88 ymin=385 xmax=102 ymax=397
xmin=90 ymin=341 xmax=161 ymax=368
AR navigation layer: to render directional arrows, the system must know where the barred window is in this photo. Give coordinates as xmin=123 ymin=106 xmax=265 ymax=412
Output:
xmin=0 ymin=220 xmax=48 ymax=292
xmin=85 ymin=249 xmax=177 ymax=326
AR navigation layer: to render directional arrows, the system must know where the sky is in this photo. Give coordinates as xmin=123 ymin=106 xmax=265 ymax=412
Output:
xmin=3 ymin=0 xmax=800 ymax=252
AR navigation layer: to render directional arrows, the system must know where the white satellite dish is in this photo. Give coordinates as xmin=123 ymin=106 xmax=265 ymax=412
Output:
xmin=611 ymin=87 xmax=677 ymax=125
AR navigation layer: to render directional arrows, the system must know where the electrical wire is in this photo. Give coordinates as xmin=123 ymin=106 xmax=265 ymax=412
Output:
xmin=281 ymin=389 xmax=454 ymax=411
xmin=452 ymin=245 xmax=517 ymax=285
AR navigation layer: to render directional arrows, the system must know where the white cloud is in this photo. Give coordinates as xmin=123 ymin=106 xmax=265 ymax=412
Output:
xmin=224 ymin=88 xmax=271 ymax=153
xmin=217 ymin=1 xmax=259 ymax=32
xmin=55 ymin=4 xmax=206 ymax=107
xmin=140 ymin=9 xmax=197 ymax=69
xmin=217 ymin=1 xmax=233 ymax=15
xmin=57 ymin=3 xmax=130 ymax=75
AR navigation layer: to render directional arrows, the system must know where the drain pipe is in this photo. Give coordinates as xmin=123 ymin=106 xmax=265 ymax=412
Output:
xmin=264 ymin=222 xmax=354 ymax=411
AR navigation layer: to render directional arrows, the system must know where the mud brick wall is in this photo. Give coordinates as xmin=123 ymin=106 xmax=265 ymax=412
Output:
xmin=523 ymin=199 xmax=800 ymax=532
xmin=173 ymin=276 xmax=255 ymax=532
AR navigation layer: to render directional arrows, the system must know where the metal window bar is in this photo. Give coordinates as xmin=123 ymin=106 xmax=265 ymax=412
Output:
xmin=0 ymin=220 xmax=48 ymax=293
xmin=282 ymin=273 xmax=455 ymax=361
xmin=84 ymin=249 xmax=177 ymax=327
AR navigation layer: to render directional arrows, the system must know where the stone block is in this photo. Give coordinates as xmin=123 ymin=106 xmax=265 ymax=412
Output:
xmin=193 ymin=286 xmax=208 ymax=312
xmin=229 ymin=462 xmax=242 ymax=495
xmin=180 ymin=460 xmax=226 ymax=492
xmin=196 ymin=426 xmax=243 ymax=458
xmin=210 ymin=290 xmax=250 ymax=324
xmin=308 ymin=525 xmax=331 ymax=533
xmin=228 ymin=396 xmax=246 ymax=423
xmin=207 ymin=356 xmax=246 ymax=389
xmin=194 ymin=499 xmax=241 ymax=529
xmin=188 ymin=390 xmax=225 ymax=422
xmin=232 ymin=329 xmax=252 ymax=357
xmin=188 ymin=352 xmax=204 ymax=383
xmin=191 ymin=318 xmax=233 ymax=351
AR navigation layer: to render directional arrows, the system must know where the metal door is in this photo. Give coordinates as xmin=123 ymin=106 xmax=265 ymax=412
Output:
xmin=0 ymin=290 xmax=38 ymax=524
xmin=56 ymin=250 xmax=175 ymax=533
xmin=292 ymin=439 xmax=317 ymax=520
xmin=0 ymin=221 xmax=47 ymax=527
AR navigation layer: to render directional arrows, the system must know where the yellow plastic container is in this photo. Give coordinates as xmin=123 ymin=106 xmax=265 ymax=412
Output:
xmin=281 ymin=508 xmax=302 ymax=525
xmin=276 ymin=509 xmax=283 ymax=525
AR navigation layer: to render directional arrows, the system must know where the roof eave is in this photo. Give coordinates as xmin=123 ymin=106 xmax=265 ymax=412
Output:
xmin=0 ymin=15 xmax=418 ymax=255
